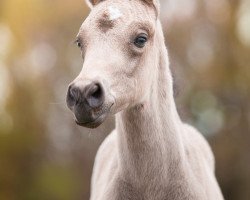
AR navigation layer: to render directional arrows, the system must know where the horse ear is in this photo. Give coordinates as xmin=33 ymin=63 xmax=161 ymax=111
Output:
xmin=85 ymin=0 xmax=103 ymax=8
xmin=142 ymin=0 xmax=160 ymax=16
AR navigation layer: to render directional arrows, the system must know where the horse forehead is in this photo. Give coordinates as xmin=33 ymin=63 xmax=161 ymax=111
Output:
xmin=106 ymin=5 xmax=123 ymax=20
xmin=93 ymin=4 xmax=133 ymax=24
xmin=80 ymin=1 xmax=156 ymax=37
xmin=87 ymin=1 xmax=152 ymax=28
xmin=94 ymin=5 xmax=125 ymax=33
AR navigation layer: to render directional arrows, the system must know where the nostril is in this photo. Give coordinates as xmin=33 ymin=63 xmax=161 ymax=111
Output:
xmin=67 ymin=85 xmax=80 ymax=107
xmin=68 ymin=87 xmax=74 ymax=99
xmin=71 ymin=87 xmax=79 ymax=101
xmin=85 ymin=83 xmax=104 ymax=108
xmin=91 ymin=84 xmax=102 ymax=99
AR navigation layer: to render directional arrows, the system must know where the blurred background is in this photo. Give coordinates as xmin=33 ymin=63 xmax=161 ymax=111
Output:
xmin=0 ymin=0 xmax=249 ymax=199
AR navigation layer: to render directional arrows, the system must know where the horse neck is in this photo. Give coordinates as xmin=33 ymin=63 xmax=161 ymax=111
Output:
xmin=115 ymin=21 xmax=186 ymax=185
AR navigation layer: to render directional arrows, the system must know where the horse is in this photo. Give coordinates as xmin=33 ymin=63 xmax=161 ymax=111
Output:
xmin=66 ymin=0 xmax=224 ymax=199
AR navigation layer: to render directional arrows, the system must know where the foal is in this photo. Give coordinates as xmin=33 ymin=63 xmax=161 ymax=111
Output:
xmin=66 ymin=0 xmax=224 ymax=199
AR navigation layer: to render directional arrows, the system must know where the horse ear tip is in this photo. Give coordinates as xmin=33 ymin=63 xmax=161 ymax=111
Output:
xmin=85 ymin=0 xmax=97 ymax=8
xmin=145 ymin=0 xmax=155 ymax=3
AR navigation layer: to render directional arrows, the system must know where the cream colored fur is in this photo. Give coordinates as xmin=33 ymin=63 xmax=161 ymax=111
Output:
xmin=75 ymin=0 xmax=224 ymax=199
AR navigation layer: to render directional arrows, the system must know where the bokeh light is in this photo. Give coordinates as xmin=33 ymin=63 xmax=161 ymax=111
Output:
xmin=0 ymin=0 xmax=249 ymax=199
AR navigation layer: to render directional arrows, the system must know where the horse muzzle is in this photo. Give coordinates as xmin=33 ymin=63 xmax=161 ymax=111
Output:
xmin=66 ymin=80 xmax=112 ymax=128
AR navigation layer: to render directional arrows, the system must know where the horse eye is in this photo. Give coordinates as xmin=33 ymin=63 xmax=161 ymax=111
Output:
xmin=134 ymin=34 xmax=148 ymax=48
xmin=77 ymin=42 xmax=81 ymax=48
xmin=77 ymin=41 xmax=82 ymax=48
xmin=75 ymin=39 xmax=82 ymax=49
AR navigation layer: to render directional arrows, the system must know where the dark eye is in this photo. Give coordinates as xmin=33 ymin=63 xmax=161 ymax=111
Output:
xmin=77 ymin=42 xmax=81 ymax=48
xmin=134 ymin=34 xmax=148 ymax=48
xmin=75 ymin=39 xmax=82 ymax=49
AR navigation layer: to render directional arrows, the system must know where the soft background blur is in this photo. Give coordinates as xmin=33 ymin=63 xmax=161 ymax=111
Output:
xmin=0 ymin=0 xmax=249 ymax=199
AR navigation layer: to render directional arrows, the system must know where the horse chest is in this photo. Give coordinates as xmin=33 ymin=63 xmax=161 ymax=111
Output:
xmin=97 ymin=173 xmax=205 ymax=200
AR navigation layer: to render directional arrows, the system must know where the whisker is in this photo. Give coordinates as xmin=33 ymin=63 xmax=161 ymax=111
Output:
xmin=49 ymin=102 xmax=65 ymax=105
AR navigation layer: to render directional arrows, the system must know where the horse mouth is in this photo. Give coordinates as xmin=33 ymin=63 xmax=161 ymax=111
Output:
xmin=75 ymin=114 xmax=106 ymax=128
xmin=74 ymin=103 xmax=113 ymax=129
